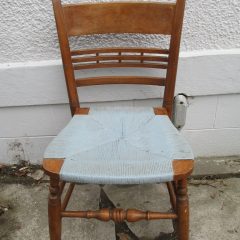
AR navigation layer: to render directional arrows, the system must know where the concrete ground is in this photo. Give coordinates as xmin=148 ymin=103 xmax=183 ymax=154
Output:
xmin=0 ymin=178 xmax=240 ymax=240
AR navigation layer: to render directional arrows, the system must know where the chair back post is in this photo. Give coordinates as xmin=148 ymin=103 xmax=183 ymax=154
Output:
xmin=163 ymin=0 xmax=186 ymax=118
xmin=52 ymin=0 xmax=80 ymax=115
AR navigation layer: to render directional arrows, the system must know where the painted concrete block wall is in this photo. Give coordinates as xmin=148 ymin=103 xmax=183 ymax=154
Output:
xmin=0 ymin=0 xmax=240 ymax=164
xmin=1 ymin=94 xmax=240 ymax=164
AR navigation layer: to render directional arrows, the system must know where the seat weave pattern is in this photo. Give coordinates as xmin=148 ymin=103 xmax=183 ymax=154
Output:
xmin=44 ymin=107 xmax=193 ymax=184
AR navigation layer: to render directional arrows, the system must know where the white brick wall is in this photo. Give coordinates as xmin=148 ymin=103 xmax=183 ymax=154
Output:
xmin=0 ymin=50 xmax=240 ymax=164
xmin=183 ymin=94 xmax=240 ymax=157
xmin=215 ymin=95 xmax=240 ymax=129
xmin=0 ymin=0 xmax=240 ymax=164
xmin=1 ymin=92 xmax=240 ymax=164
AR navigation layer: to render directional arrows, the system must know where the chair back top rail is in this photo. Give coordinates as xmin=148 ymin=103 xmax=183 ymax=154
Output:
xmin=63 ymin=2 xmax=175 ymax=36
xmin=51 ymin=0 xmax=186 ymax=117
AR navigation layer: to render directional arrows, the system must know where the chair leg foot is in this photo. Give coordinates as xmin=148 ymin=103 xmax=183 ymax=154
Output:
xmin=48 ymin=176 xmax=62 ymax=240
xmin=176 ymin=178 xmax=189 ymax=240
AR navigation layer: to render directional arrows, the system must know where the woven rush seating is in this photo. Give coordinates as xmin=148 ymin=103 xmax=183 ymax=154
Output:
xmin=44 ymin=107 xmax=193 ymax=184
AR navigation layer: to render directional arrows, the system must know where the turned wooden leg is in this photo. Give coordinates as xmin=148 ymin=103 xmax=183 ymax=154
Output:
xmin=176 ymin=178 xmax=189 ymax=240
xmin=48 ymin=176 xmax=62 ymax=240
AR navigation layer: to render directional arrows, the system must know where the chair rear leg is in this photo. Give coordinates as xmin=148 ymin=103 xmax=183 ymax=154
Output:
xmin=176 ymin=178 xmax=189 ymax=240
xmin=48 ymin=176 xmax=62 ymax=240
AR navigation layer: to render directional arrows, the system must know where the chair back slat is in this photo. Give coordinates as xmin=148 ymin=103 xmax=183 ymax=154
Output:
xmin=73 ymin=63 xmax=168 ymax=70
xmin=72 ymin=55 xmax=169 ymax=64
xmin=71 ymin=48 xmax=170 ymax=56
xmin=76 ymin=76 xmax=166 ymax=87
xmin=63 ymin=2 xmax=175 ymax=36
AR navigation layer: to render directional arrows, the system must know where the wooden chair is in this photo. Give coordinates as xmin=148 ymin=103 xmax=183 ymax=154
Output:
xmin=43 ymin=1 xmax=194 ymax=239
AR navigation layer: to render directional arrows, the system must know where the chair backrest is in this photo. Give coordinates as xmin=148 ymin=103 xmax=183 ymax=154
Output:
xmin=51 ymin=0 xmax=186 ymax=117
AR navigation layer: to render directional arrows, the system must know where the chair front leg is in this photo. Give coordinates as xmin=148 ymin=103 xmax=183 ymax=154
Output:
xmin=48 ymin=176 xmax=62 ymax=240
xmin=176 ymin=178 xmax=189 ymax=240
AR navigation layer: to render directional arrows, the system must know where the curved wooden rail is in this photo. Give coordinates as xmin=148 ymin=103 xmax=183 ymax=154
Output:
xmin=75 ymin=76 xmax=166 ymax=86
xmin=71 ymin=48 xmax=170 ymax=56
xmin=73 ymin=62 xmax=168 ymax=70
xmin=71 ymin=47 xmax=169 ymax=70
xmin=72 ymin=55 xmax=169 ymax=63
